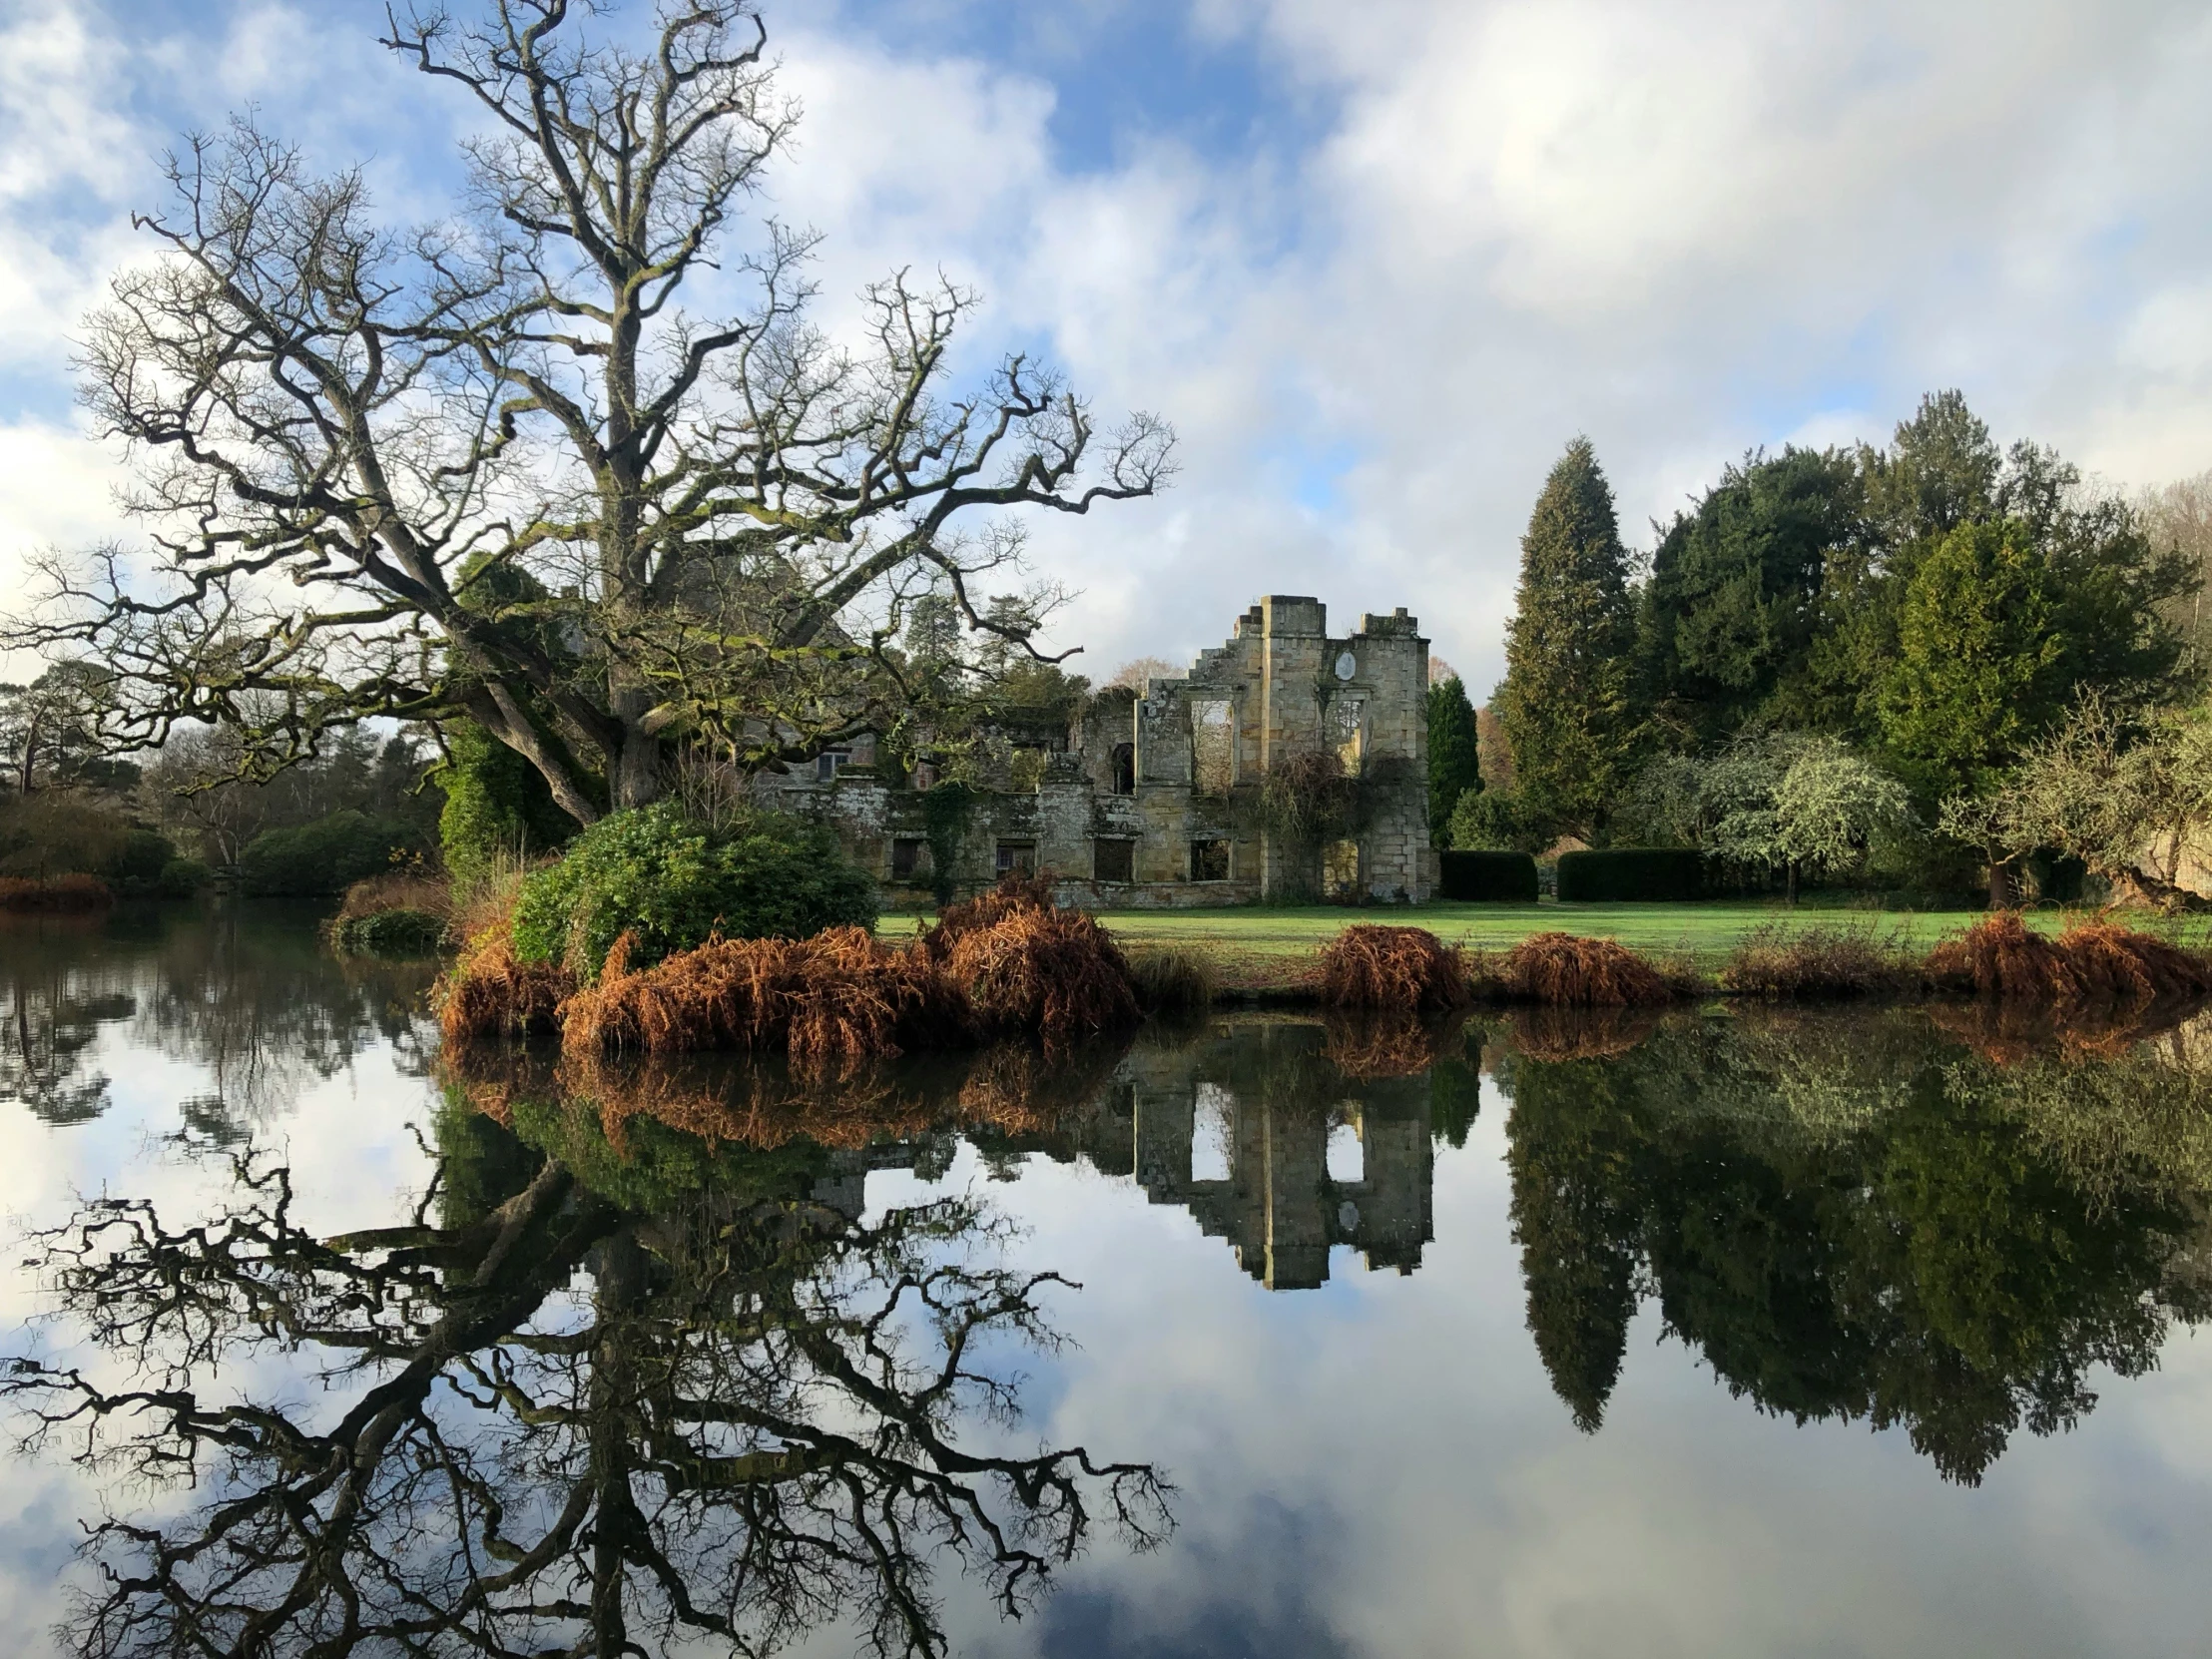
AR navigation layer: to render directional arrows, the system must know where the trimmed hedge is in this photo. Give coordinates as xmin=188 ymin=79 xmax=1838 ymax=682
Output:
xmin=1556 ymin=847 xmax=1708 ymax=903
xmin=1439 ymin=849 xmax=1540 ymax=902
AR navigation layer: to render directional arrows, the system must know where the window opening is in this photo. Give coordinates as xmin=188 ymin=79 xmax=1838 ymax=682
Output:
xmin=816 ymin=750 xmax=851 ymax=783
xmin=1191 ymin=838 xmax=1230 ymax=881
xmin=1111 ymin=742 xmax=1135 ymax=796
xmin=890 ymin=838 xmax=923 ymax=880
xmin=1190 ymin=700 xmax=1233 ymax=796
xmin=1094 ymin=838 xmax=1135 ymax=883
xmin=1192 ymin=1083 xmax=1234 ymax=1183
xmin=1327 ymin=1117 xmax=1365 ymax=1183
xmin=995 ymin=840 xmax=1037 ymax=876
xmin=1331 ymin=697 xmax=1365 ymax=770
xmin=1324 ymin=838 xmax=1361 ymax=899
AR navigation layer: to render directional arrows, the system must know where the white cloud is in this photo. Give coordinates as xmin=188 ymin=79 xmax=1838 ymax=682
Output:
xmin=5 ymin=0 xmax=2212 ymax=696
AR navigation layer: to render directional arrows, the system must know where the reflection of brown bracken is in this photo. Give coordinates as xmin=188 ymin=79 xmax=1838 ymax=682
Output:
xmin=1490 ymin=932 xmax=1672 ymax=1007
xmin=1506 ymin=1004 xmax=1664 ymax=1062
xmin=1923 ymin=997 xmax=2205 ymax=1067
xmin=440 ymin=1036 xmax=1126 ymax=1154
xmin=1318 ymin=925 xmax=1470 ymax=1012
xmin=1322 ymin=1012 xmax=1448 ymax=1077
xmin=954 ymin=1042 xmax=1125 ymax=1134
xmin=0 ymin=873 xmax=111 ymax=912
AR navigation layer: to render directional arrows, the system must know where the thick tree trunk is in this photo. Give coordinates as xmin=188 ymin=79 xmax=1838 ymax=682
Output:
xmin=1987 ymin=855 xmax=2019 ymax=910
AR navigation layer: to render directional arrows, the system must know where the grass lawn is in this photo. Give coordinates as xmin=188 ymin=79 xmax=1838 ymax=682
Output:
xmin=887 ymin=897 xmax=2212 ymax=970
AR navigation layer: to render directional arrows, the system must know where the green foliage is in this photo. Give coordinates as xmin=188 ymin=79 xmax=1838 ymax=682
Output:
xmin=331 ymin=908 xmax=447 ymax=957
xmin=1555 ymin=848 xmax=1707 ymax=903
xmin=1426 ymin=675 xmax=1481 ymax=846
xmin=239 ymin=811 xmax=417 ymax=895
xmin=1438 ymin=850 xmax=1540 ymax=902
xmin=510 ymin=803 xmax=876 ymax=981
xmin=1448 ymin=787 xmax=1547 ymax=853
xmin=1879 ymin=518 xmax=2063 ymax=799
xmin=920 ymin=782 xmax=979 ymax=905
xmin=437 ymin=716 xmax=577 ymax=882
xmin=157 ymin=856 xmax=212 ymax=896
xmin=1495 ymin=438 xmax=1646 ymax=842
xmin=106 ymin=829 xmax=179 ymax=894
xmin=1640 ymin=446 xmax=1865 ymax=745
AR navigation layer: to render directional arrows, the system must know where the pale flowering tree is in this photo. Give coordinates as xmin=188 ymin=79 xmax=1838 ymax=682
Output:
xmin=1970 ymin=691 xmax=2212 ymax=909
xmin=1625 ymin=733 xmax=1912 ymax=898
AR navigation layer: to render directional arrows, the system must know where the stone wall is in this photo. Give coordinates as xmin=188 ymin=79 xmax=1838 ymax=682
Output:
xmin=776 ymin=594 xmax=1434 ymax=906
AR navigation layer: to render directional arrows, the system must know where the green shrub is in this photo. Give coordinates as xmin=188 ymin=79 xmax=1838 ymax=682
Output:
xmin=436 ymin=717 xmax=579 ymax=883
xmin=157 ymin=856 xmax=212 ymax=896
xmin=332 ymin=907 xmax=447 ymax=956
xmin=240 ymin=811 xmax=416 ymax=895
xmin=1556 ymin=847 xmax=1708 ymax=902
xmin=510 ymin=802 xmax=876 ymax=981
xmin=103 ymin=828 xmax=178 ymax=894
xmin=1439 ymin=849 xmax=1540 ymax=901
xmin=1448 ymin=788 xmax=1549 ymax=854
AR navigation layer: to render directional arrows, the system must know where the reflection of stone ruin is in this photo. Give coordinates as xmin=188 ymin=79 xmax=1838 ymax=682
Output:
xmin=808 ymin=1023 xmax=1440 ymax=1291
xmin=779 ymin=596 xmax=1436 ymax=905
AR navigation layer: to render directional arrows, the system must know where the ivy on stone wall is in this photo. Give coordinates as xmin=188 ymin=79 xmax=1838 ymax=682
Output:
xmin=920 ymin=782 xmax=979 ymax=905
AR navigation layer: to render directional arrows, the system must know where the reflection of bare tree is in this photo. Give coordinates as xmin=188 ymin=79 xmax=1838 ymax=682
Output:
xmin=1 ymin=907 xmax=438 ymax=1130
xmin=0 ymin=924 xmax=137 ymax=1123
xmin=133 ymin=906 xmax=438 ymax=1125
xmin=6 ymin=1129 xmax=1169 ymax=1658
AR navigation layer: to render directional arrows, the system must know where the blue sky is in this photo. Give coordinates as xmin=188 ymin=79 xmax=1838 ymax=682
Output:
xmin=3 ymin=0 xmax=2210 ymax=693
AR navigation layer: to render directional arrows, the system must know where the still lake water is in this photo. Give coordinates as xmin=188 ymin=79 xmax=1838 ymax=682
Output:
xmin=4 ymin=903 xmax=2212 ymax=1657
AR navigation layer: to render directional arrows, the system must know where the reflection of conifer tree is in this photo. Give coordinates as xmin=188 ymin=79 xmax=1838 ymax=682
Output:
xmin=1504 ymin=1056 xmax=1641 ymax=1432
xmin=1428 ymin=1053 xmax=1482 ymax=1150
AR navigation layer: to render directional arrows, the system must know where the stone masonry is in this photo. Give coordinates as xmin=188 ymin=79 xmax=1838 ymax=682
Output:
xmin=776 ymin=595 xmax=1436 ymax=907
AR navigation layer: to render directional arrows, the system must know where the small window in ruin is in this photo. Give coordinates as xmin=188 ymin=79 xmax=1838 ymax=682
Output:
xmin=890 ymin=838 xmax=924 ymax=880
xmin=1191 ymin=838 xmax=1230 ymax=881
xmin=1324 ymin=837 xmax=1361 ymax=899
xmin=1190 ymin=700 xmax=1233 ymax=796
xmin=1111 ymin=742 xmax=1135 ymax=796
xmin=1331 ymin=697 xmax=1365 ymax=770
xmin=1009 ymin=748 xmax=1046 ymax=793
xmin=996 ymin=840 xmax=1037 ymax=876
xmin=1094 ymin=838 xmax=1135 ymax=883
xmin=816 ymin=750 xmax=851 ymax=783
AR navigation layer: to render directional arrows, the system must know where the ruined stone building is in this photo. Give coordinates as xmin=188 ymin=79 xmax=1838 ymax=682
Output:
xmin=776 ymin=595 xmax=1436 ymax=905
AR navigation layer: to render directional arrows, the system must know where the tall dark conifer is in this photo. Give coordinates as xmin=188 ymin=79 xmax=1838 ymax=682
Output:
xmin=1425 ymin=674 xmax=1481 ymax=846
xmin=1495 ymin=438 xmax=1644 ymax=842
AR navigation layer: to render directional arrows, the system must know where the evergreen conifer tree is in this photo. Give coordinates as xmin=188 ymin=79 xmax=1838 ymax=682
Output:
xmin=1495 ymin=438 xmax=1645 ymax=842
xmin=1425 ymin=674 xmax=1481 ymax=846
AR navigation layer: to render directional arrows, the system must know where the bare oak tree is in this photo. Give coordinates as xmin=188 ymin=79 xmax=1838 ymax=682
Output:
xmin=6 ymin=0 xmax=1171 ymax=824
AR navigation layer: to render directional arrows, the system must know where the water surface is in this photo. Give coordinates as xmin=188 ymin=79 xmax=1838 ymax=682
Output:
xmin=4 ymin=904 xmax=2211 ymax=1657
